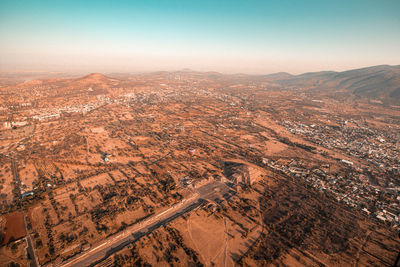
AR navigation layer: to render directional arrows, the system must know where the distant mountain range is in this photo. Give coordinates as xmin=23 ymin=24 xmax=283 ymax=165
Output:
xmin=269 ymin=65 xmax=400 ymax=102
xmin=3 ymin=65 xmax=399 ymax=103
xmin=172 ymin=65 xmax=400 ymax=102
xmin=14 ymin=73 xmax=119 ymax=89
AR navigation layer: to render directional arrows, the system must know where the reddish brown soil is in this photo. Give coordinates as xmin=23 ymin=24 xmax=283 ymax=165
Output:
xmin=3 ymin=211 xmax=26 ymax=244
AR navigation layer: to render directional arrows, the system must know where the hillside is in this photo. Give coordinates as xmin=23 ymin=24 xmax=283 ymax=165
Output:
xmin=274 ymin=65 xmax=400 ymax=102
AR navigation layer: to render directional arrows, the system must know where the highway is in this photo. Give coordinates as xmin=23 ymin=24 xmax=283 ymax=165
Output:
xmin=59 ymin=181 xmax=231 ymax=267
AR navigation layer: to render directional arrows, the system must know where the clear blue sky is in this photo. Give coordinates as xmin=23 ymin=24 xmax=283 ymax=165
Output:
xmin=1 ymin=0 xmax=399 ymax=74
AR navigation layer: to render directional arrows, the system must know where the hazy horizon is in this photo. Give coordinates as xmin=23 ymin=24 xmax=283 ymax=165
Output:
xmin=1 ymin=0 xmax=400 ymax=75
xmin=1 ymin=64 xmax=400 ymax=79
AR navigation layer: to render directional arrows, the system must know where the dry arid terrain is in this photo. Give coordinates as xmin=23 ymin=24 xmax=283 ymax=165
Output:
xmin=0 ymin=66 xmax=399 ymax=267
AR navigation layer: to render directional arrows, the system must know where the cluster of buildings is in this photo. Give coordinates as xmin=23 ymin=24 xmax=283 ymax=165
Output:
xmin=4 ymin=121 xmax=28 ymax=128
xmin=282 ymin=120 xmax=400 ymax=180
xmin=263 ymin=152 xmax=400 ymax=227
xmin=30 ymin=102 xmax=103 ymax=120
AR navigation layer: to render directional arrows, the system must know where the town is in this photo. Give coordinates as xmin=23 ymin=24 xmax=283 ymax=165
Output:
xmin=0 ymin=70 xmax=399 ymax=266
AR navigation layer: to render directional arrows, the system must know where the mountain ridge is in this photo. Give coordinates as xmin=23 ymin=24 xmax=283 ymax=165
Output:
xmin=4 ymin=65 xmax=400 ymax=102
xmin=272 ymin=65 xmax=400 ymax=102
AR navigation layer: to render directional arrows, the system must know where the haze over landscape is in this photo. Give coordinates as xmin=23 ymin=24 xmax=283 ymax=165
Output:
xmin=1 ymin=0 xmax=400 ymax=74
xmin=1 ymin=1 xmax=400 ymax=267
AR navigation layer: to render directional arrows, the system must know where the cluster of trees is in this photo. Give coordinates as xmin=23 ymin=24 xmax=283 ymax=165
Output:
xmin=165 ymin=227 xmax=202 ymax=265
xmin=48 ymin=191 xmax=62 ymax=222
xmin=245 ymin=178 xmax=361 ymax=264
xmin=95 ymin=223 xmax=109 ymax=234
xmin=59 ymin=232 xmax=77 ymax=244
xmin=91 ymin=206 xmax=119 ymax=223
xmin=43 ymin=212 xmax=55 ymax=257
xmin=69 ymin=193 xmax=80 ymax=215
xmin=278 ymin=136 xmax=316 ymax=152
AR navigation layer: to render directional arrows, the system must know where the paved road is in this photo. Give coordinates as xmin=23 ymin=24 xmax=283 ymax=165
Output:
xmin=26 ymin=234 xmax=39 ymax=267
xmin=11 ymin=158 xmax=22 ymax=199
xmin=24 ymin=216 xmax=39 ymax=267
xmin=59 ymin=181 xmax=231 ymax=267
